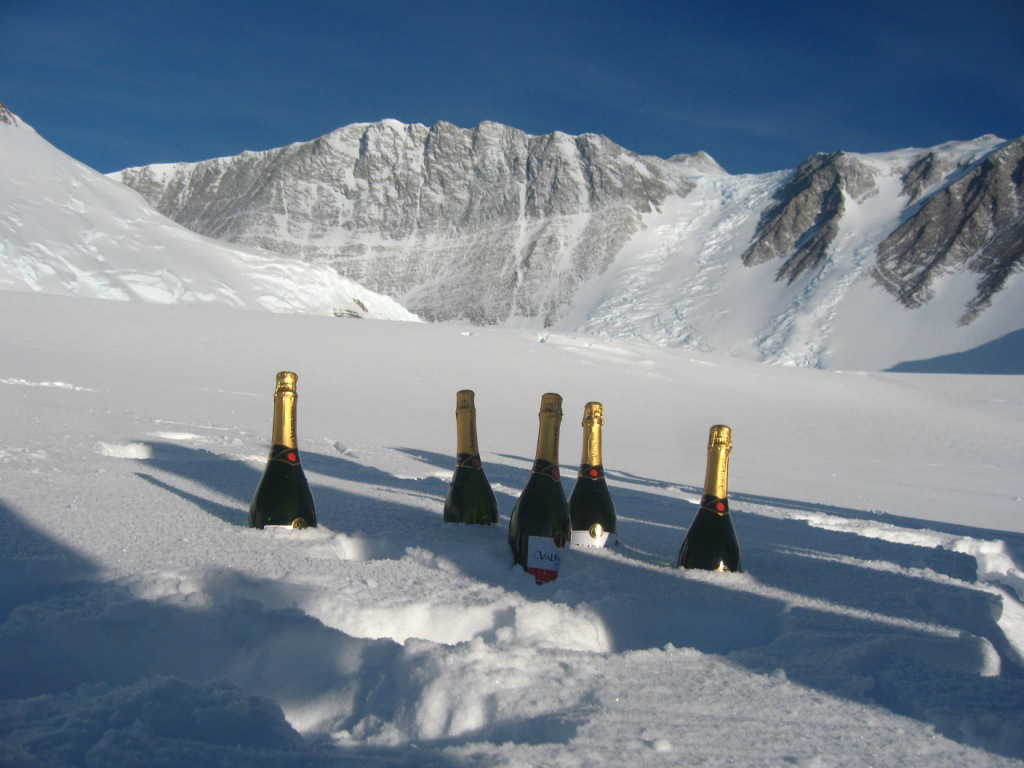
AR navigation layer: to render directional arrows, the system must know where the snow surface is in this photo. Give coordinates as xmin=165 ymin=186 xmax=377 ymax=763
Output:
xmin=2 ymin=290 xmax=1023 ymax=767
xmin=0 ymin=115 xmax=419 ymax=322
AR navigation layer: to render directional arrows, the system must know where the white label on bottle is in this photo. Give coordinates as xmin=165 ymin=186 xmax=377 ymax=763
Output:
xmin=261 ymin=520 xmax=310 ymax=530
xmin=527 ymin=536 xmax=563 ymax=583
xmin=571 ymin=528 xmax=616 ymax=548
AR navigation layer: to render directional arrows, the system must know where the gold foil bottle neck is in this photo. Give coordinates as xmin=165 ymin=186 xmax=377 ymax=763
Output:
xmin=275 ymin=371 xmax=298 ymax=395
xmin=454 ymin=389 xmax=480 ymax=456
xmin=581 ymin=401 xmax=604 ymax=466
xmin=455 ymin=389 xmax=476 ymax=412
xmin=582 ymin=401 xmax=604 ymax=426
xmin=270 ymin=372 xmax=299 ymax=449
xmin=708 ymin=424 xmax=732 ymax=452
xmin=704 ymin=424 xmax=731 ymax=501
xmin=535 ymin=393 xmax=563 ymax=465
xmin=539 ymin=392 xmax=563 ymax=417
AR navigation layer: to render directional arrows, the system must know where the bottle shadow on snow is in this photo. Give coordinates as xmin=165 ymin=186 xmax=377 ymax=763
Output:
xmin=132 ymin=440 xmax=1024 ymax=760
xmin=0 ymin=499 xmax=486 ymax=768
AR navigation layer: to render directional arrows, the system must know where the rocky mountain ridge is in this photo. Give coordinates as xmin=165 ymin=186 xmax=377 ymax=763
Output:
xmin=114 ymin=120 xmax=699 ymax=325
xmin=2 ymin=104 xmax=1014 ymax=370
xmin=875 ymin=137 xmax=1023 ymax=324
xmin=739 ymin=137 xmax=1023 ymax=328
xmin=112 ymin=121 xmax=1022 ymax=363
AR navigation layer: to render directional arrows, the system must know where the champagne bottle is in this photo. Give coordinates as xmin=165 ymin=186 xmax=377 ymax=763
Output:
xmin=508 ymin=393 xmax=571 ymax=584
xmin=443 ymin=389 xmax=499 ymax=525
xmin=568 ymin=401 xmax=617 ymax=547
xmin=676 ymin=425 xmax=741 ymax=571
xmin=248 ymin=371 xmax=317 ymax=529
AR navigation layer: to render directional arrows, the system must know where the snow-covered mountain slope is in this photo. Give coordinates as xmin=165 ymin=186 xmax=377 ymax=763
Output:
xmin=112 ymin=119 xmax=692 ymax=328
xmin=570 ymin=141 xmax=1024 ymax=371
xmin=1 ymin=291 xmax=1023 ymax=766
xmin=111 ymin=119 xmax=1024 ymax=371
xmin=0 ymin=105 xmax=418 ymax=321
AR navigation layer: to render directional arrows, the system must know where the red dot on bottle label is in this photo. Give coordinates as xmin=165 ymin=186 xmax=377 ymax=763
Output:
xmin=589 ymin=469 xmax=599 ymax=477
xmin=287 ymin=452 xmax=298 ymax=462
xmin=715 ymin=502 xmax=726 ymax=512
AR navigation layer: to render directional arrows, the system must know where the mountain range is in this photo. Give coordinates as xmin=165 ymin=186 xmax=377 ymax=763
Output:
xmin=110 ymin=119 xmax=1024 ymax=371
xmin=2 ymin=100 xmax=1021 ymax=371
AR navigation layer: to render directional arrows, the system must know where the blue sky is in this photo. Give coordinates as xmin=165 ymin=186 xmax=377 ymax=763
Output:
xmin=2 ymin=0 xmax=1022 ymax=174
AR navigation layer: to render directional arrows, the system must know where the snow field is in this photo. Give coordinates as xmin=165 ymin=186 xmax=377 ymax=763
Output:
xmin=1 ymin=292 xmax=1023 ymax=766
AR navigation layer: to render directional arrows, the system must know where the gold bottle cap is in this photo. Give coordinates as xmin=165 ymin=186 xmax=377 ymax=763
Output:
xmin=275 ymin=371 xmax=298 ymax=394
xmin=456 ymin=389 xmax=476 ymax=410
xmin=539 ymin=392 xmax=563 ymax=416
xmin=708 ymin=424 xmax=732 ymax=452
xmin=582 ymin=401 xmax=604 ymax=425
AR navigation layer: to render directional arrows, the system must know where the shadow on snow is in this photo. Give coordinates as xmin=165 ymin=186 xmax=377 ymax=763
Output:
xmin=5 ymin=435 xmax=1024 ymax=762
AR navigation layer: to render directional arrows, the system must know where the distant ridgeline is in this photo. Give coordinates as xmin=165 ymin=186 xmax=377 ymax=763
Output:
xmin=0 ymin=101 xmax=18 ymax=126
xmin=112 ymin=121 xmax=1022 ymax=339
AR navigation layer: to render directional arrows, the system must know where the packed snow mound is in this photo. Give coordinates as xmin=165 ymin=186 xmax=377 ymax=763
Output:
xmin=0 ymin=110 xmax=419 ymax=321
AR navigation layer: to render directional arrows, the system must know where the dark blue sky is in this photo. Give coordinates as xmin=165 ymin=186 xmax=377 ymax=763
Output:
xmin=2 ymin=0 xmax=1022 ymax=174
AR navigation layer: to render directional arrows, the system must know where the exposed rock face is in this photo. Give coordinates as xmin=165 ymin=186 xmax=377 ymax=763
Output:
xmin=900 ymin=150 xmax=955 ymax=203
xmin=115 ymin=121 xmax=693 ymax=325
xmin=873 ymin=137 xmax=1024 ymax=324
xmin=0 ymin=102 xmax=17 ymax=126
xmin=734 ymin=140 xmax=1023 ymax=325
xmin=741 ymin=152 xmax=878 ymax=283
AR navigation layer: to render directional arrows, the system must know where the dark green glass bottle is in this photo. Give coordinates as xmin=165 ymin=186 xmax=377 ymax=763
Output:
xmin=508 ymin=393 xmax=571 ymax=584
xmin=443 ymin=389 xmax=498 ymax=525
xmin=248 ymin=371 xmax=317 ymax=529
xmin=568 ymin=401 xmax=617 ymax=547
xmin=676 ymin=425 xmax=741 ymax=571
